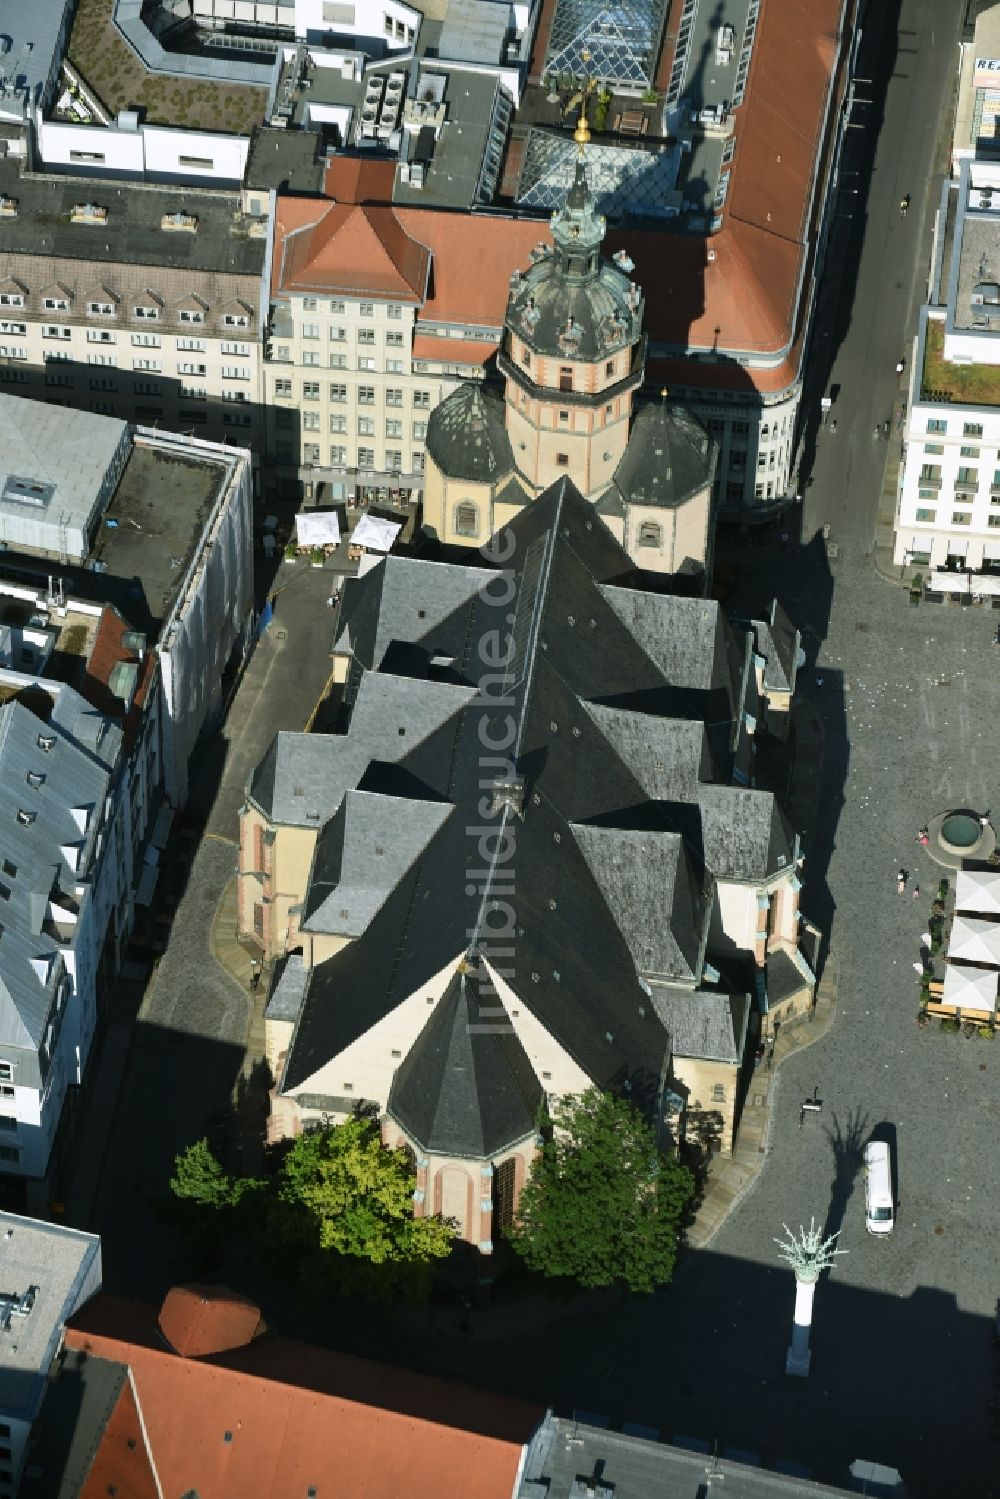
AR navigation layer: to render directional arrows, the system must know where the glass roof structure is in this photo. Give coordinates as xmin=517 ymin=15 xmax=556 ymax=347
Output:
xmin=544 ymin=0 xmax=668 ymax=89
xmin=517 ymin=130 xmax=682 ymax=222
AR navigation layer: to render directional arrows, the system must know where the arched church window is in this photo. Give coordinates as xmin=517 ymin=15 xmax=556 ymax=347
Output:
xmin=638 ymin=521 xmax=662 ymax=548
xmin=454 ymin=501 xmax=478 ymax=538
xmin=492 ymin=1156 xmax=517 ymax=1237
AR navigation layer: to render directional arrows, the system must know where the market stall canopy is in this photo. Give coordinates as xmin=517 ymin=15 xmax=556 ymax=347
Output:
xmin=295 ymin=510 xmax=341 ymax=547
xmin=955 ymin=867 xmax=1000 ymax=917
xmin=948 ymin=913 xmax=1000 ymax=966
xmin=352 ymin=514 xmax=402 ymax=552
xmin=942 ymin=961 xmax=998 ymax=1016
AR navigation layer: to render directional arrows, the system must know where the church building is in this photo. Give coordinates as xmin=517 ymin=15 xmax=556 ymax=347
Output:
xmin=421 ymin=157 xmax=718 ymax=583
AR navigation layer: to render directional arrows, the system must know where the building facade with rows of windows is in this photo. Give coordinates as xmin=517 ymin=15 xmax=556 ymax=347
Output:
xmin=0 ymin=162 xmax=267 ymax=459
xmin=267 ymin=194 xmax=545 ymax=508
xmin=893 ymin=160 xmax=1000 ymax=582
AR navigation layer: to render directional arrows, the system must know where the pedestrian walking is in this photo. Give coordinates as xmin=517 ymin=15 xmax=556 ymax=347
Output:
xmin=897 ymin=869 xmax=906 ymax=894
xmin=912 ymin=885 xmax=920 ymax=900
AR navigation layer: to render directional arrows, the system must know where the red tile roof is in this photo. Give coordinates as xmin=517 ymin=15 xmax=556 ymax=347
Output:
xmin=398 ymin=211 xmax=547 ymax=324
xmin=412 ymin=335 xmax=500 ymax=365
xmin=323 ymin=155 xmax=396 ymax=205
xmin=158 ymin=1284 xmax=265 ymax=1358
xmin=278 ymin=202 xmax=431 ymax=301
xmin=79 ymin=605 xmax=156 ymax=751
xmin=271 ymin=0 xmax=849 ymax=397
xmin=78 ymin=1375 xmax=159 ymax=1499
xmin=66 ymin=1293 xmax=544 ymax=1499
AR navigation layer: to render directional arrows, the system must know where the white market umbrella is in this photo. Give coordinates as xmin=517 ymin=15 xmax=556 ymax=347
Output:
xmin=955 ymin=868 xmax=1000 ymax=918
xmin=942 ymin=962 xmax=998 ymax=1017
xmin=948 ymin=914 xmax=1000 ymax=967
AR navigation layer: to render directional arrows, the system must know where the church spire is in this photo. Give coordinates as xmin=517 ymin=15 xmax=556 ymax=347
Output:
xmin=549 ymin=157 xmax=605 ymax=280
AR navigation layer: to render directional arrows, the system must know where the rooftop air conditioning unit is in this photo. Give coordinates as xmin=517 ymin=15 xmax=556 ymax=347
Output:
xmin=161 ymin=212 xmax=198 ymax=233
xmin=71 ymin=202 xmax=108 ymax=224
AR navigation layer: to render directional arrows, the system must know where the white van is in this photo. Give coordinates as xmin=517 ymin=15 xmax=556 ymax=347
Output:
xmin=863 ymin=1141 xmax=894 ymax=1235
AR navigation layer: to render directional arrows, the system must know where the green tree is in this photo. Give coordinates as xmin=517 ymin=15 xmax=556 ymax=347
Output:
xmin=170 ymin=1138 xmax=247 ymax=1211
xmin=509 ymin=1090 xmax=694 ymax=1294
xmin=265 ymin=1118 xmax=453 ymax=1299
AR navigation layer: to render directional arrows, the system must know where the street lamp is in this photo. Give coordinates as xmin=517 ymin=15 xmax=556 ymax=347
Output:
xmin=774 ymin=1217 xmax=847 ymax=1377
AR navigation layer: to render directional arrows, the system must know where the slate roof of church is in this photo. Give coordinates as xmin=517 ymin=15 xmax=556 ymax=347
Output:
xmin=276 ymin=481 xmax=794 ymax=1098
xmin=425 ymin=384 xmax=514 ymax=484
xmin=387 ymin=958 xmax=543 ymax=1159
xmin=602 ymin=397 xmax=716 ymax=512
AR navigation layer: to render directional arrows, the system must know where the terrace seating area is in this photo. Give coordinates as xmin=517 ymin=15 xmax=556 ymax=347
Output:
xmin=922 ymin=866 xmax=1000 ymax=1031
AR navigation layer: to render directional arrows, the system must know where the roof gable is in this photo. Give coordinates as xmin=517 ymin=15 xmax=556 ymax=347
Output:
xmin=280 ymin=203 xmax=430 ymax=301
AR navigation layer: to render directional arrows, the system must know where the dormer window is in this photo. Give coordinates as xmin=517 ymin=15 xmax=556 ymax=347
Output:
xmin=0 ymin=293 xmax=23 ymax=308
xmin=16 ymin=809 xmax=35 ymax=826
xmin=37 ymin=734 xmax=56 ymax=752
xmin=178 ymin=309 xmax=204 ymax=324
xmin=26 ymin=771 xmax=45 ymax=789
xmin=134 ymin=305 xmax=159 ymax=320
xmin=223 ymin=313 xmax=249 ymax=328
xmin=87 ymin=301 xmax=114 ymax=316
xmin=43 ymin=296 xmax=69 ymax=311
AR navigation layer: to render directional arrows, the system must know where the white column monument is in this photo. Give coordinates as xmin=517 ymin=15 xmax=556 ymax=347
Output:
xmin=774 ymin=1217 xmax=847 ymax=1377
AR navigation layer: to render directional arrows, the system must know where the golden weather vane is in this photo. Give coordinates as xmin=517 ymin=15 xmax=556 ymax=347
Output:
xmin=563 ymin=48 xmax=596 ymax=151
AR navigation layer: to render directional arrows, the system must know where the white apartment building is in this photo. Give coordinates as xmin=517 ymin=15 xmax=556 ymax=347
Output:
xmin=893 ymin=159 xmax=1000 ymax=583
xmin=0 ymin=686 xmax=126 ymax=1210
xmin=0 ymin=160 xmax=268 ymax=462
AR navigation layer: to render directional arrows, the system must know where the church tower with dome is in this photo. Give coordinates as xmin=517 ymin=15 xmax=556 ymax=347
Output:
xmin=421 ymin=159 xmax=718 ymax=580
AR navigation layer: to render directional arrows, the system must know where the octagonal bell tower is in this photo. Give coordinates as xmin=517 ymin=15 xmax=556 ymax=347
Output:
xmin=497 ymin=158 xmax=647 ymax=500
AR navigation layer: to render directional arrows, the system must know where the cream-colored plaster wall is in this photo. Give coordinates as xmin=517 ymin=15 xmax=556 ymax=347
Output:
xmin=672 ymin=1053 xmax=740 ymax=1152
xmin=0 ymin=252 xmax=263 ymax=452
xmin=712 ymin=880 xmax=759 ymax=952
xmin=421 ymin=454 xmax=447 ymax=539
xmin=265 ymin=1014 xmax=294 ymax=1087
xmin=482 ymin=959 xmax=593 ymax=1099
xmin=266 ymin=293 xmax=491 ymax=488
xmin=286 ymin=951 xmax=466 ymax=1119
xmin=670 ymin=487 xmax=711 ymax=570
xmin=270 ymin=824 xmax=321 ymax=957
xmin=438 ymin=472 xmax=502 ymax=546
xmin=301 ymin=931 xmax=353 ymax=967
xmin=504 ymin=386 xmax=632 ymax=500
xmin=238 ymin=803 xmax=320 ymax=958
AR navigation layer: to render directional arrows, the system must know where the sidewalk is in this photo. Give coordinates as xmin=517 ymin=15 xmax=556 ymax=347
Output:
xmin=684 ymin=692 xmax=836 ymax=1249
xmin=873 ymin=426 xmax=910 ymax=587
xmin=685 ymin=957 xmax=839 ymax=1251
xmin=211 ymin=873 xmax=270 ymax=1091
